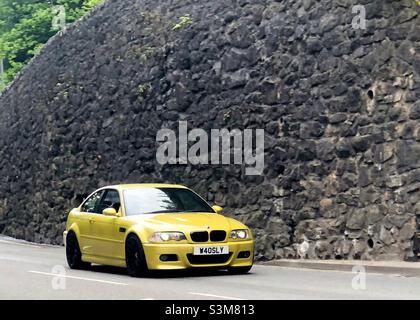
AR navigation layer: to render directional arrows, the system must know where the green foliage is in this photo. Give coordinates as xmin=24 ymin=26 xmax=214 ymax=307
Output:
xmin=137 ymin=83 xmax=151 ymax=96
xmin=172 ymin=14 xmax=192 ymax=31
xmin=0 ymin=0 xmax=103 ymax=87
xmin=82 ymin=0 xmax=103 ymax=12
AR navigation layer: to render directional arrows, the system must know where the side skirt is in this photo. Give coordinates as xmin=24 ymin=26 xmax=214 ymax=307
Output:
xmin=83 ymin=254 xmax=127 ymax=268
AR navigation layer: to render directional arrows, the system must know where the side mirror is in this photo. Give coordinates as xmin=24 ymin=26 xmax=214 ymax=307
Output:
xmin=103 ymin=207 xmax=119 ymax=217
xmin=212 ymin=205 xmax=223 ymax=214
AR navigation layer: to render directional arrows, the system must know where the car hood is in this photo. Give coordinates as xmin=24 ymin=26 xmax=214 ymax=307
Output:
xmin=125 ymin=212 xmax=241 ymax=232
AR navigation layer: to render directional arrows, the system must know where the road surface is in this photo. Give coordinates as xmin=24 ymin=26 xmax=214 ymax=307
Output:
xmin=1 ymin=235 xmax=420 ymax=300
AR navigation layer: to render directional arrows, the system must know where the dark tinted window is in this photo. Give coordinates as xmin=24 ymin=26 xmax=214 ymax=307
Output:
xmin=81 ymin=191 xmax=104 ymax=213
xmin=123 ymin=188 xmax=214 ymax=216
xmin=96 ymin=190 xmax=121 ymax=213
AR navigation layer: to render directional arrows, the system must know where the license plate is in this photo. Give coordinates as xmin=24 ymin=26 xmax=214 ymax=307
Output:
xmin=193 ymin=246 xmax=229 ymax=255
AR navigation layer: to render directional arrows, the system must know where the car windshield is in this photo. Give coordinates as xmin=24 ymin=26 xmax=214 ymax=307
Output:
xmin=123 ymin=187 xmax=214 ymax=216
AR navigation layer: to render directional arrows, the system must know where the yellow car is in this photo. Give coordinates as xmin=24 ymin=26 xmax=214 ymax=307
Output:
xmin=64 ymin=184 xmax=254 ymax=276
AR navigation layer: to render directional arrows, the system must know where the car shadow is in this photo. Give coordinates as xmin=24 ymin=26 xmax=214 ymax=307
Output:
xmin=88 ymin=265 xmax=249 ymax=278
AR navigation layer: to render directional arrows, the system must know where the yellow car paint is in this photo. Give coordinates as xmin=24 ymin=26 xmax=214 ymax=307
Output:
xmin=64 ymin=184 xmax=254 ymax=271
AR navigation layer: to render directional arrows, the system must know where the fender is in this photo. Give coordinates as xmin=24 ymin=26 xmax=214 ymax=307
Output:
xmin=67 ymin=222 xmax=81 ymax=243
xmin=125 ymin=225 xmax=150 ymax=245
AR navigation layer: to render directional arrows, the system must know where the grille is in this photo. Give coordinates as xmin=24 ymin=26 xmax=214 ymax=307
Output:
xmin=210 ymin=230 xmax=226 ymax=242
xmin=187 ymin=253 xmax=232 ymax=265
xmin=190 ymin=231 xmax=209 ymax=242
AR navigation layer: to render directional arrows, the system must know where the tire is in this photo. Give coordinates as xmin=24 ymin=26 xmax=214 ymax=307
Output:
xmin=227 ymin=265 xmax=253 ymax=275
xmin=66 ymin=232 xmax=90 ymax=270
xmin=125 ymin=234 xmax=149 ymax=277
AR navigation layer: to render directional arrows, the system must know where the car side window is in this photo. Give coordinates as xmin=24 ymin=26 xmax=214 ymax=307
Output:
xmin=96 ymin=190 xmax=121 ymax=214
xmin=81 ymin=191 xmax=104 ymax=213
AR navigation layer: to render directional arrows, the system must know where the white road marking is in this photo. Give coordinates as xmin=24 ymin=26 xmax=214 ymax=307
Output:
xmin=28 ymin=271 xmax=129 ymax=286
xmin=188 ymin=292 xmax=244 ymax=300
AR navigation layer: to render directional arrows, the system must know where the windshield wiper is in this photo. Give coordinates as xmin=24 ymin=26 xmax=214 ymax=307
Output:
xmin=145 ymin=210 xmax=185 ymax=214
xmin=144 ymin=209 xmax=213 ymax=214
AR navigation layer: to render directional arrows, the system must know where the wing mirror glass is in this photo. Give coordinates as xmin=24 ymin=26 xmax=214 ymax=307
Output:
xmin=212 ymin=205 xmax=223 ymax=214
xmin=103 ymin=208 xmax=119 ymax=217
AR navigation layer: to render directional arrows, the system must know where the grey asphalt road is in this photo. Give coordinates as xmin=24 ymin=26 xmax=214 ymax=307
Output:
xmin=1 ymin=235 xmax=420 ymax=300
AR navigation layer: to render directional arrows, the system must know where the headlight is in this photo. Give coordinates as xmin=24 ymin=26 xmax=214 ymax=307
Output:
xmin=149 ymin=232 xmax=186 ymax=242
xmin=229 ymin=229 xmax=249 ymax=240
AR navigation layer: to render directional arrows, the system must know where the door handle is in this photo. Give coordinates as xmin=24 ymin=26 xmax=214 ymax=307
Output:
xmin=89 ymin=218 xmax=96 ymax=224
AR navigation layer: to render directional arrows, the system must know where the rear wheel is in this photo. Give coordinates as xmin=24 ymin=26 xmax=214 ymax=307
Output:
xmin=227 ymin=265 xmax=252 ymax=274
xmin=125 ymin=234 xmax=148 ymax=277
xmin=66 ymin=232 xmax=90 ymax=270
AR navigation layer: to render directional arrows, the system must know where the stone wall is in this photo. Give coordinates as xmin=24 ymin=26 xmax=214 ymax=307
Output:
xmin=0 ymin=0 xmax=419 ymax=260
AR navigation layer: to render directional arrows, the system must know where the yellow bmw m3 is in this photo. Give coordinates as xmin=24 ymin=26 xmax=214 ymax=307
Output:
xmin=63 ymin=184 xmax=254 ymax=276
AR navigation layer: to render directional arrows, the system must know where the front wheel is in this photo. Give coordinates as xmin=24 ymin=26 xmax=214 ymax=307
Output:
xmin=227 ymin=265 xmax=253 ymax=275
xmin=125 ymin=234 xmax=149 ymax=277
xmin=66 ymin=232 xmax=90 ymax=270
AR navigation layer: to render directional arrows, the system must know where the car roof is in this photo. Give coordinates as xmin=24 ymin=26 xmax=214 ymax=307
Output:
xmin=103 ymin=183 xmax=188 ymax=191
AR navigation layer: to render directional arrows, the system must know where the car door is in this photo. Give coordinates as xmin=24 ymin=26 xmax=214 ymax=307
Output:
xmin=89 ymin=189 xmax=125 ymax=259
xmin=78 ymin=190 xmax=105 ymax=255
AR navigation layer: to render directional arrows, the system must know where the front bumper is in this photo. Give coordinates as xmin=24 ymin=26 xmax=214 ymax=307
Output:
xmin=143 ymin=240 xmax=254 ymax=270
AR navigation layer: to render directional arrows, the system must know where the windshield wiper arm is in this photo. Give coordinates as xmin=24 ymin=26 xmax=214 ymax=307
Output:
xmin=142 ymin=209 xmax=213 ymax=214
xmin=146 ymin=210 xmax=184 ymax=214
